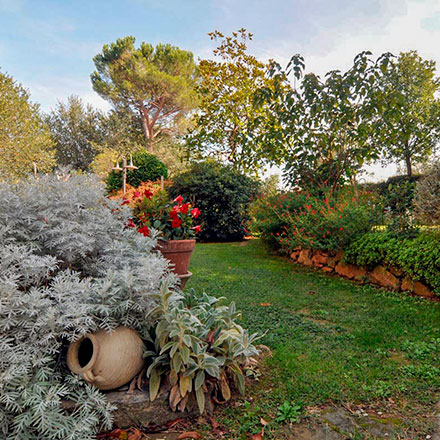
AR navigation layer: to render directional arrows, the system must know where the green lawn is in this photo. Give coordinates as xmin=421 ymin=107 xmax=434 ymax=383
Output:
xmin=189 ymin=240 xmax=440 ymax=438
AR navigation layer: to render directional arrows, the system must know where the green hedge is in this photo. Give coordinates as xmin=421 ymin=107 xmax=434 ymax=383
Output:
xmin=105 ymin=151 xmax=168 ymax=193
xmin=169 ymin=161 xmax=260 ymax=242
xmin=344 ymin=230 xmax=440 ymax=293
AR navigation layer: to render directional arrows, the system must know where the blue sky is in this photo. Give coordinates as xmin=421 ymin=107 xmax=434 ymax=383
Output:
xmin=1 ymin=0 xmax=439 ymax=179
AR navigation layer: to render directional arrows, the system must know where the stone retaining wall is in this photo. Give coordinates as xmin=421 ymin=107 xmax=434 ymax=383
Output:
xmin=290 ymin=248 xmax=435 ymax=298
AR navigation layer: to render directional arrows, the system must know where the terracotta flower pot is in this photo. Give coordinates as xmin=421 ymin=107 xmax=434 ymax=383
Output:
xmin=156 ymin=239 xmax=196 ymax=276
xmin=66 ymin=326 xmax=145 ymax=391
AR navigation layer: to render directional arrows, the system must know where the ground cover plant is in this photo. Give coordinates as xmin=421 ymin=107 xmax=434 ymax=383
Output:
xmin=189 ymin=240 xmax=440 ymax=438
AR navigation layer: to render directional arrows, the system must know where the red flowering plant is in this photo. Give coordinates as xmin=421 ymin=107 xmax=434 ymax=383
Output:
xmin=129 ymin=190 xmax=202 ymax=240
xmin=252 ymin=189 xmax=380 ymax=253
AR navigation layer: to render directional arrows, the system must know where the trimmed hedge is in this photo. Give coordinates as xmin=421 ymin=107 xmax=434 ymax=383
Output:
xmin=169 ymin=161 xmax=260 ymax=242
xmin=344 ymin=230 xmax=440 ymax=293
xmin=106 ymin=151 xmax=168 ymax=193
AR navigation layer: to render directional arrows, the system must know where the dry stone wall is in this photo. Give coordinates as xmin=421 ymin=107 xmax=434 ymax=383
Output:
xmin=290 ymin=248 xmax=435 ymax=298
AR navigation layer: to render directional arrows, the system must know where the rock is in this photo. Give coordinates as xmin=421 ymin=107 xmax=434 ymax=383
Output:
xmin=290 ymin=251 xmax=300 ymax=262
xmin=298 ymin=249 xmax=313 ymax=266
xmin=328 ymin=250 xmax=344 ymax=268
xmin=312 ymin=252 xmax=329 ymax=267
xmin=368 ymin=266 xmax=400 ymax=290
xmin=322 ymin=266 xmax=334 ymax=273
xmin=413 ymin=281 xmax=434 ymax=298
xmin=104 ymin=388 xmax=213 ymax=428
xmin=401 ymin=275 xmax=413 ymax=292
xmin=335 ymin=262 xmax=367 ymax=281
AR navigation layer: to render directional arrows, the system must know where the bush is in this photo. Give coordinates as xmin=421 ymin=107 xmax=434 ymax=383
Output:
xmin=413 ymin=160 xmax=440 ymax=225
xmin=344 ymin=230 xmax=440 ymax=293
xmin=169 ymin=161 xmax=260 ymax=242
xmin=252 ymin=189 xmax=379 ymax=252
xmin=250 ymin=191 xmax=307 ymax=251
xmin=105 ymin=150 xmax=168 ymax=193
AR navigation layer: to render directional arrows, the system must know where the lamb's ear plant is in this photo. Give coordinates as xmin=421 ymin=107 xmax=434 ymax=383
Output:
xmin=145 ymin=285 xmax=261 ymax=414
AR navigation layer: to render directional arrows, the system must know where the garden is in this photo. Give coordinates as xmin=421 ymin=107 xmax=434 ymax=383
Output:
xmin=1 ymin=27 xmax=440 ymax=440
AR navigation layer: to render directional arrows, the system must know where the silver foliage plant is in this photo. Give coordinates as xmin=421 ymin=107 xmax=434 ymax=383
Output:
xmin=0 ymin=172 xmax=176 ymax=439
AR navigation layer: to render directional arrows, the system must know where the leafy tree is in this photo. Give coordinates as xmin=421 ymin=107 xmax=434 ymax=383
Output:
xmin=0 ymin=70 xmax=55 ymax=181
xmin=46 ymin=95 xmax=105 ymax=170
xmin=186 ymin=29 xmax=281 ymax=174
xmin=256 ymin=52 xmax=395 ymax=194
xmin=91 ymin=37 xmax=198 ymax=153
xmin=381 ymin=51 xmax=440 ymax=176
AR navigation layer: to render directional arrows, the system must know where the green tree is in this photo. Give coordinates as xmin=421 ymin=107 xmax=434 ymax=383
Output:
xmin=381 ymin=51 xmax=440 ymax=176
xmin=47 ymin=95 xmax=105 ymax=170
xmin=257 ymin=51 xmax=394 ymax=194
xmin=91 ymin=37 xmax=198 ymax=153
xmin=186 ymin=29 xmax=281 ymax=174
xmin=0 ymin=70 xmax=55 ymax=181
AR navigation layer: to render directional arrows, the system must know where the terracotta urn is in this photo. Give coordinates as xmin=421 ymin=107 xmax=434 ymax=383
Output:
xmin=67 ymin=326 xmax=145 ymax=390
xmin=155 ymin=239 xmax=195 ymax=288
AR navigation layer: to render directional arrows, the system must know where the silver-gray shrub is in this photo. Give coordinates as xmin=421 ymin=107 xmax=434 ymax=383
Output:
xmin=0 ymin=172 xmax=175 ymax=439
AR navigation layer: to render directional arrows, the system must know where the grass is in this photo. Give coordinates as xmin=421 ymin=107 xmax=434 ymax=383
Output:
xmin=189 ymin=239 xmax=440 ymax=438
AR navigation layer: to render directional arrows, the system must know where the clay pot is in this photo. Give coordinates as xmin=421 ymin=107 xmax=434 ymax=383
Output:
xmin=156 ymin=239 xmax=195 ymax=276
xmin=67 ymin=326 xmax=145 ymax=390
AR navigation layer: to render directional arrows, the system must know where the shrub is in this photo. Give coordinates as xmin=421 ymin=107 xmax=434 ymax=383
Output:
xmin=413 ymin=160 xmax=440 ymax=225
xmin=250 ymin=191 xmax=307 ymax=251
xmin=252 ymin=189 xmax=379 ymax=252
xmin=344 ymin=230 xmax=440 ymax=293
xmin=105 ymin=151 xmax=168 ymax=193
xmin=169 ymin=161 xmax=260 ymax=242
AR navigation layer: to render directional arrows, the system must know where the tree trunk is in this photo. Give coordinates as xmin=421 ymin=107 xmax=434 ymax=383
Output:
xmin=405 ymin=155 xmax=412 ymax=177
xmin=140 ymin=117 xmax=154 ymax=153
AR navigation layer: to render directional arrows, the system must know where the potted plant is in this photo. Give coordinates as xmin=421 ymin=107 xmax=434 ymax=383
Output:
xmin=127 ymin=190 xmax=201 ymax=288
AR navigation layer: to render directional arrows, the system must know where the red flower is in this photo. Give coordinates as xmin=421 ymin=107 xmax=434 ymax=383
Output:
xmin=170 ymin=205 xmax=180 ymax=218
xmin=174 ymin=195 xmax=184 ymax=205
xmin=191 ymin=208 xmax=200 ymax=218
xmin=193 ymin=225 xmax=202 ymax=234
xmin=143 ymin=189 xmax=153 ymax=199
xmin=340 ymin=227 xmax=343 ymax=230
xmin=138 ymin=225 xmax=150 ymax=236
xmin=180 ymin=203 xmax=190 ymax=215
xmin=171 ymin=217 xmax=182 ymax=228
xmin=126 ymin=219 xmax=136 ymax=228
xmin=133 ymin=191 xmax=141 ymax=199
xmin=121 ymin=199 xmax=130 ymax=206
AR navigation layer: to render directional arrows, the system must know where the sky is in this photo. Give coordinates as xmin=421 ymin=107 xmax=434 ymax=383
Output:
xmin=1 ymin=0 xmax=439 ymax=181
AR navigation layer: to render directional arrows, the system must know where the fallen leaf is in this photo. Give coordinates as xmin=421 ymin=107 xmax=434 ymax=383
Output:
xmin=127 ymin=428 xmax=143 ymax=440
xmin=251 ymin=428 xmax=264 ymax=439
xmin=260 ymin=417 xmax=268 ymax=426
xmin=177 ymin=432 xmax=201 ymax=439
xmin=209 ymin=416 xmax=219 ymax=429
xmin=260 ymin=303 xmax=271 ymax=307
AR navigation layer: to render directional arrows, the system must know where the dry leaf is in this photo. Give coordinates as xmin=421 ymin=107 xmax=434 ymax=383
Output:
xmin=127 ymin=428 xmax=143 ymax=440
xmin=209 ymin=416 xmax=219 ymax=429
xmin=259 ymin=417 xmax=268 ymax=426
xmin=169 ymin=383 xmax=183 ymax=411
xmin=177 ymin=432 xmax=201 ymax=439
xmin=251 ymin=428 xmax=264 ymax=440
